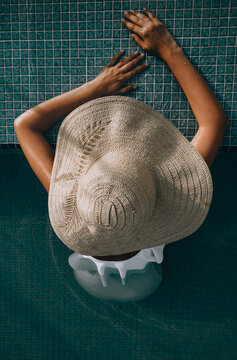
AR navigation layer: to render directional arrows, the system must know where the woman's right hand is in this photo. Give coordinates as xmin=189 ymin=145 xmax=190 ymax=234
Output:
xmin=122 ymin=9 xmax=179 ymax=62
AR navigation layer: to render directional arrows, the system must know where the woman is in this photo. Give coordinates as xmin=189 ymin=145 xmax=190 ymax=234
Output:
xmin=14 ymin=9 xmax=228 ymax=264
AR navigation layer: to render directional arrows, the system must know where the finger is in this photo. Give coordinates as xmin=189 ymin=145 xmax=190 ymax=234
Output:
xmin=107 ymin=49 xmax=125 ymax=67
xmin=143 ymin=8 xmax=157 ymax=20
xmin=130 ymin=10 xmax=148 ymax=20
xmin=115 ymin=84 xmax=137 ymax=95
xmin=122 ymin=18 xmax=143 ymax=37
xmin=116 ymin=51 xmax=140 ymax=68
xmin=130 ymin=33 xmax=145 ymax=50
xmin=120 ymin=52 xmax=145 ymax=73
xmin=142 ymin=8 xmax=160 ymax=24
xmin=123 ymin=62 xmax=149 ymax=81
xmin=123 ymin=10 xmax=146 ymax=27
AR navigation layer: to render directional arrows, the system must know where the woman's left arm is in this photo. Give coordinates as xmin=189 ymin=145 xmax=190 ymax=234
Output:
xmin=14 ymin=50 xmax=148 ymax=193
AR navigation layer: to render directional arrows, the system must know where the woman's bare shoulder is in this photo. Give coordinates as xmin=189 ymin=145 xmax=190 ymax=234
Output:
xmin=190 ymin=123 xmax=228 ymax=168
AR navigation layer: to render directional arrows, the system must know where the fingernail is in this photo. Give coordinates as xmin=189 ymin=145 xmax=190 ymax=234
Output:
xmin=134 ymin=50 xmax=139 ymax=54
xmin=124 ymin=11 xmax=128 ymax=15
xmin=145 ymin=62 xmax=149 ymax=66
xmin=133 ymin=84 xmax=137 ymax=89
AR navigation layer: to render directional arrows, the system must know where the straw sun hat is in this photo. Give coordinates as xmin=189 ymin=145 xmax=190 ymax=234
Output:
xmin=48 ymin=95 xmax=213 ymax=256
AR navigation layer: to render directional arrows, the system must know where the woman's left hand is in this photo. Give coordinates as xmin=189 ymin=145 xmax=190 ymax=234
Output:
xmin=90 ymin=49 xmax=149 ymax=97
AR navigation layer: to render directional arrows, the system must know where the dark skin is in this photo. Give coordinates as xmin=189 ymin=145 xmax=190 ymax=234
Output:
xmin=15 ymin=10 xmax=228 ymax=262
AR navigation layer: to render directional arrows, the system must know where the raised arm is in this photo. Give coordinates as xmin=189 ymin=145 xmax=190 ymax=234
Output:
xmin=14 ymin=50 xmax=148 ymax=193
xmin=122 ymin=9 xmax=229 ymax=167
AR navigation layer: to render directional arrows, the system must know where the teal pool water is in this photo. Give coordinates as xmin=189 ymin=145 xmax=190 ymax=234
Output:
xmin=0 ymin=149 xmax=236 ymax=359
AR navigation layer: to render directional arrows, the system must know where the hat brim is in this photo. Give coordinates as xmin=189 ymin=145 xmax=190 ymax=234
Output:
xmin=48 ymin=96 xmax=213 ymax=256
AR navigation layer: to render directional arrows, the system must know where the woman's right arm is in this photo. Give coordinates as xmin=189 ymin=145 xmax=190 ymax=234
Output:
xmin=122 ymin=9 xmax=229 ymax=168
xmin=161 ymin=44 xmax=229 ymax=168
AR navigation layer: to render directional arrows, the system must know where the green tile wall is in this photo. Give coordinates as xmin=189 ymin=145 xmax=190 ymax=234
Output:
xmin=0 ymin=0 xmax=236 ymax=146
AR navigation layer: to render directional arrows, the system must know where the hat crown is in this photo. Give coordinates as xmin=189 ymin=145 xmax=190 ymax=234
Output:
xmin=48 ymin=96 xmax=213 ymax=256
xmin=76 ymin=151 xmax=157 ymax=238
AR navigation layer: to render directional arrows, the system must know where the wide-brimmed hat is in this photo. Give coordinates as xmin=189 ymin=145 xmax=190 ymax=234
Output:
xmin=48 ymin=95 xmax=213 ymax=256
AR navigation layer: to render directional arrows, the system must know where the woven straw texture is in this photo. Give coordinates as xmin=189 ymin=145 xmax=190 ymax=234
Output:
xmin=48 ymin=96 xmax=213 ymax=256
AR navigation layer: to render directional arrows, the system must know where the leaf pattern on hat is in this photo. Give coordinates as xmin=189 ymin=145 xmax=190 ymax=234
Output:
xmin=75 ymin=118 xmax=112 ymax=177
xmin=58 ymin=179 xmax=82 ymax=231
xmin=54 ymin=119 xmax=112 ymax=183
xmin=54 ymin=118 xmax=112 ymax=233
xmin=54 ymin=172 xmax=76 ymax=183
